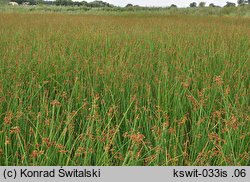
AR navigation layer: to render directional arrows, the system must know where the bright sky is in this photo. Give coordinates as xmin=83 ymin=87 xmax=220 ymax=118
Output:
xmin=84 ymin=0 xmax=238 ymax=7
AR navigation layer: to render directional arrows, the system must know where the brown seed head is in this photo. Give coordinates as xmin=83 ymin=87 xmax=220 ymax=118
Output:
xmin=214 ymin=76 xmax=223 ymax=86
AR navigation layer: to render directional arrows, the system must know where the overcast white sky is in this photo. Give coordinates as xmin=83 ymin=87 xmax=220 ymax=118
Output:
xmin=84 ymin=0 xmax=238 ymax=7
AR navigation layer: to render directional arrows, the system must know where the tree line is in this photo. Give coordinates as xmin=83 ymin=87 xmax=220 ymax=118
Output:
xmin=3 ymin=0 xmax=250 ymax=7
xmin=189 ymin=1 xmax=250 ymax=7
xmin=3 ymin=0 xmax=114 ymax=7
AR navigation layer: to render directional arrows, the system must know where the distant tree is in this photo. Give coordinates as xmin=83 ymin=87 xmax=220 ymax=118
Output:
xmin=199 ymin=2 xmax=206 ymax=7
xmin=170 ymin=4 xmax=177 ymax=8
xmin=209 ymin=3 xmax=216 ymax=7
xmin=88 ymin=1 xmax=112 ymax=8
xmin=72 ymin=1 xmax=80 ymax=6
xmin=238 ymin=0 xmax=245 ymax=5
xmin=190 ymin=2 xmax=197 ymax=7
xmin=225 ymin=1 xmax=236 ymax=7
xmin=125 ymin=3 xmax=133 ymax=7
xmin=237 ymin=0 xmax=248 ymax=5
xmin=36 ymin=0 xmax=44 ymax=5
xmin=80 ymin=1 xmax=88 ymax=6
xmin=55 ymin=0 xmax=74 ymax=6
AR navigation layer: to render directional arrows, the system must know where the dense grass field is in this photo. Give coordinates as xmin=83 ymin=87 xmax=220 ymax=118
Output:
xmin=1 ymin=4 xmax=250 ymax=17
xmin=0 ymin=13 xmax=249 ymax=166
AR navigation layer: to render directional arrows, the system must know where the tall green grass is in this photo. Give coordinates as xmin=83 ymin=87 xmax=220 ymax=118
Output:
xmin=1 ymin=5 xmax=250 ymax=17
xmin=0 ymin=13 xmax=249 ymax=166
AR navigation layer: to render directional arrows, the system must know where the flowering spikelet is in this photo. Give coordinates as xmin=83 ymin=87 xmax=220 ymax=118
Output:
xmin=226 ymin=115 xmax=239 ymax=131
xmin=51 ymin=100 xmax=61 ymax=106
xmin=75 ymin=147 xmax=85 ymax=157
xmin=214 ymin=76 xmax=223 ymax=86
xmin=168 ymin=127 xmax=176 ymax=134
xmin=129 ymin=132 xmax=145 ymax=144
xmin=179 ymin=114 xmax=188 ymax=126
xmin=30 ymin=150 xmax=38 ymax=158
xmin=186 ymin=94 xmax=199 ymax=109
xmin=10 ymin=126 xmax=20 ymax=134
xmin=5 ymin=136 xmax=10 ymax=145
xmin=208 ymin=132 xmax=226 ymax=144
xmin=4 ymin=112 xmax=13 ymax=125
